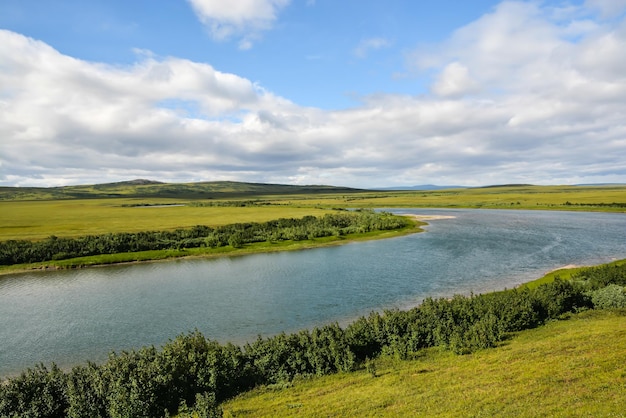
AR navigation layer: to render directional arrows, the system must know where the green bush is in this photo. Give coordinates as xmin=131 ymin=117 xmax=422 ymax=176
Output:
xmin=2 ymin=263 xmax=619 ymax=417
xmin=0 ymin=211 xmax=410 ymax=265
xmin=590 ymin=284 xmax=626 ymax=309
xmin=0 ymin=364 xmax=68 ymax=418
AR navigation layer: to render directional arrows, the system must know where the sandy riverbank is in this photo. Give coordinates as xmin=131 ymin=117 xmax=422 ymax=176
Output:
xmin=404 ymin=214 xmax=457 ymax=221
xmin=548 ymin=264 xmax=582 ymax=272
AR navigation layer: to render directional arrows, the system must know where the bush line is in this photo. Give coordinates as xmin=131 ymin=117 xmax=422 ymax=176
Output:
xmin=0 ymin=210 xmax=409 ymax=266
xmin=1 ymin=262 xmax=625 ymax=417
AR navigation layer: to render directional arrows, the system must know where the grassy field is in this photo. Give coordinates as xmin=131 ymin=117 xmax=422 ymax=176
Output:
xmin=271 ymin=184 xmax=626 ymax=210
xmin=1 ymin=183 xmax=625 ymax=241
xmin=221 ymin=309 xmax=626 ymax=417
xmin=2 ymin=182 xmax=625 ymax=415
xmin=0 ymin=198 xmax=333 ymax=241
xmin=0 ymin=180 xmax=365 ymax=201
xmin=1 ymin=182 xmax=624 ymax=273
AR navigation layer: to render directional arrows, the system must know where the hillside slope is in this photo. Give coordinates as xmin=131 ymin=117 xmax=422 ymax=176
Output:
xmin=0 ymin=180 xmax=365 ymax=201
xmin=222 ymin=309 xmax=626 ymax=417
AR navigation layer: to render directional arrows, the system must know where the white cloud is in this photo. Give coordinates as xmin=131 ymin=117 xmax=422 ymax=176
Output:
xmin=412 ymin=2 xmax=564 ymax=94
xmin=353 ymin=37 xmax=392 ymax=58
xmin=187 ymin=0 xmax=290 ymax=49
xmin=431 ymin=62 xmax=480 ymax=97
xmin=2 ymin=0 xmax=626 ymax=188
xmin=585 ymin=0 xmax=626 ymax=17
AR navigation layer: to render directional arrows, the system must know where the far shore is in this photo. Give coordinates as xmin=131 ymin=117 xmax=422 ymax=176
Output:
xmin=0 ymin=219 xmax=427 ymax=276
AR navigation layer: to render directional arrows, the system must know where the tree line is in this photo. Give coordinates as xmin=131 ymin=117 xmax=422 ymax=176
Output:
xmin=1 ymin=262 xmax=624 ymax=417
xmin=120 ymin=200 xmax=275 ymax=208
xmin=0 ymin=211 xmax=409 ymax=266
xmin=562 ymin=201 xmax=626 ymax=208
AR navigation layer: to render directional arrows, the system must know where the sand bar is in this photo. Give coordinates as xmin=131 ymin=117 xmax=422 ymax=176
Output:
xmin=404 ymin=214 xmax=457 ymax=221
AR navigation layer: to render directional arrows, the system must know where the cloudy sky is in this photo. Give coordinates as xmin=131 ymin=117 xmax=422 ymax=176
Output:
xmin=1 ymin=0 xmax=626 ymax=188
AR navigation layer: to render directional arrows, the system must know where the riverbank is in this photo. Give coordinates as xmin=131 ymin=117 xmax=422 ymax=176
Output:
xmin=0 ymin=260 xmax=602 ymax=383
xmin=4 ymin=259 xmax=625 ymax=417
xmin=402 ymin=214 xmax=457 ymax=221
xmin=3 ymin=209 xmax=625 ymax=380
xmin=519 ymin=258 xmax=626 ymax=289
xmin=0 ymin=218 xmax=426 ymax=276
xmin=220 ymin=308 xmax=626 ymax=417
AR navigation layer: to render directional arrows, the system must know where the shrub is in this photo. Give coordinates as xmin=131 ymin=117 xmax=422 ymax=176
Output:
xmin=0 ymin=364 xmax=68 ymax=418
xmin=590 ymin=284 xmax=626 ymax=309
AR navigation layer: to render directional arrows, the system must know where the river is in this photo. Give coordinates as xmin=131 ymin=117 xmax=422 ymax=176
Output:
xmin=1 ymin=209 xmax=625 ymax=377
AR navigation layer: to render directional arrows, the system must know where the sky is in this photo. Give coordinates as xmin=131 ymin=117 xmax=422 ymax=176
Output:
xmin=1 ymin=0 xmax=626 ymax=188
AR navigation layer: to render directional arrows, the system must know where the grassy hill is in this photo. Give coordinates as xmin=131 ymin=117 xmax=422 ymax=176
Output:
xmin=2 ymin=180 xmax=625 ymax=211
xmin=0 ymin=180 xmax=365 ymax=201
xmin=1 ymin=182 xmax=625 ymax=242
xmin=220 ymin=309 xmax=626 ymax=417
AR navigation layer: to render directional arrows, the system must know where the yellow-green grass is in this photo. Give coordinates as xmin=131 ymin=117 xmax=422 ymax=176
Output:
xmin=270 ymin=185 xmax=626 ymax=210
xmin=0 ymin=198 xmax=332 ymax=241
xmin=0 ymin=220 xmax=425 ymax=275
xmin=2 ymin=185 xmax=625 ymax=241
xmin=521 ymin=258 xmax=626 ymax=289
xmin=221 ymin=309 xmax=626 ymax=417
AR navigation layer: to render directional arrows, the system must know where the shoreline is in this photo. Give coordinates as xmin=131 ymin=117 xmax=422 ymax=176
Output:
xmin=0 ymin=220 xmax=426 ymax=277
xmin=547 ymin=263 xmax=582 ymax=272
xmin=3 ymin=258 xmax=623 ymax=380
xmin=403 ymin=214 xmax=457 ymax=221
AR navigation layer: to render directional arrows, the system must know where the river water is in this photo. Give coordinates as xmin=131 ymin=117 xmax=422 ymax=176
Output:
xmin=1 ymin=209 xmax=625 ymax=377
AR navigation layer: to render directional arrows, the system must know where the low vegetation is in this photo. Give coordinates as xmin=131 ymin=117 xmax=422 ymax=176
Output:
xmin=1 ymin=181 xmax=625 ymax=416
xmin=222 ymin=309 xmax=626 ymax=417
xmin=0 ymin=210 xmax=408 ymax=265
xmin=0 ymin=211 xmax=416 ymax=272
xmin=0 ymin=180 xmax=364 ymax=201
xmin=1 ymin=261 xmax=625 ymax=417
xmin=0 ymin=199 xmax=333 ymax=241
xmin=2 ymin=182 xmax=625 ymax=241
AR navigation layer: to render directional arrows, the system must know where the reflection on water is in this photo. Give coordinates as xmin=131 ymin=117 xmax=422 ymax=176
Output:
xmin=1 ymin=209 xmax=625 ymax=376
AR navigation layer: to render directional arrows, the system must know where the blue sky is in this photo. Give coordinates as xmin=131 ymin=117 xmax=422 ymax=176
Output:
xmin=1 ymin=0 xmax=626 ymax=187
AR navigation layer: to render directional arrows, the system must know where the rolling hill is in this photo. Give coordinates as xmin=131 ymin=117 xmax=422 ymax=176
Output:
xmin=0 ymin=180 xmax=366 ymax=201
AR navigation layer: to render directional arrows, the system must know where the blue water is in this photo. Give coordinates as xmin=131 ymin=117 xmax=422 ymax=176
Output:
xmin=1 ymin=209 xmax=625 ymax=377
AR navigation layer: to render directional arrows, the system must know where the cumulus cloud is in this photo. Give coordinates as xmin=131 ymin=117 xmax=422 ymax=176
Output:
xmin=1 ymin=0 xmax=626 ymax=188
xmin=431 ymin=62 xmax=480 ymax=97
xmin=0 ymin=29 xmax=299 ymax=185
xmin=187 ymin=0 xmax=290 ymax=49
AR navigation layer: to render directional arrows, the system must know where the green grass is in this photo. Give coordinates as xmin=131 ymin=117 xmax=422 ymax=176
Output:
xmin=0 ymin=221 xmax=424 ymax=274
xmin=221 ymin=309 xmax=626 ymax=417
xmin=521 ymin=258 xmax=626 ymax=289
xmin=2 ymin=183 xmax=625 ymax=241
xmin=275 ymin=184 xmax=626 ymax=211
xmin=0 ymin=180 xmax=365 ymax=201
xmin=2 ymin=182 xmax=624 ymax=272
xmin=0 ymin=199 xmax=333 ymax=240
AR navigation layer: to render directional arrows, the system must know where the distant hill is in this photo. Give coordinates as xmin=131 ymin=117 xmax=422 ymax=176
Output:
xmin=93 ymin=179 xmax=164 ymax=187
xmin=481 ymin=183 xmax=534 ymax=188
xmin=376 ymin=184 xmax=467 ymax=191
xmin=0 ymin=180 xmax=367 ymax=201
xmin=574 ymin=183 xmax=626 ymax=187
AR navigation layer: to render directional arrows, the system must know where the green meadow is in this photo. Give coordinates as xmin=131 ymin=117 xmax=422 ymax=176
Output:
xmin=2 ymin=181 xmax=626 ymax=417
xmin=220 ymin=308 xmax=626 ymax=417
xmin=216 ymin=261 xmax=626 ymax=417
xmin=273 ymin=184 xmax=626 ymax=210
xmin=0 ymin=198 xmax=332 ymax=241
xmin=1 ymin=182 xmax=625 ymax=242
xmin=1 ymin=182 xmax=624 ymax=272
